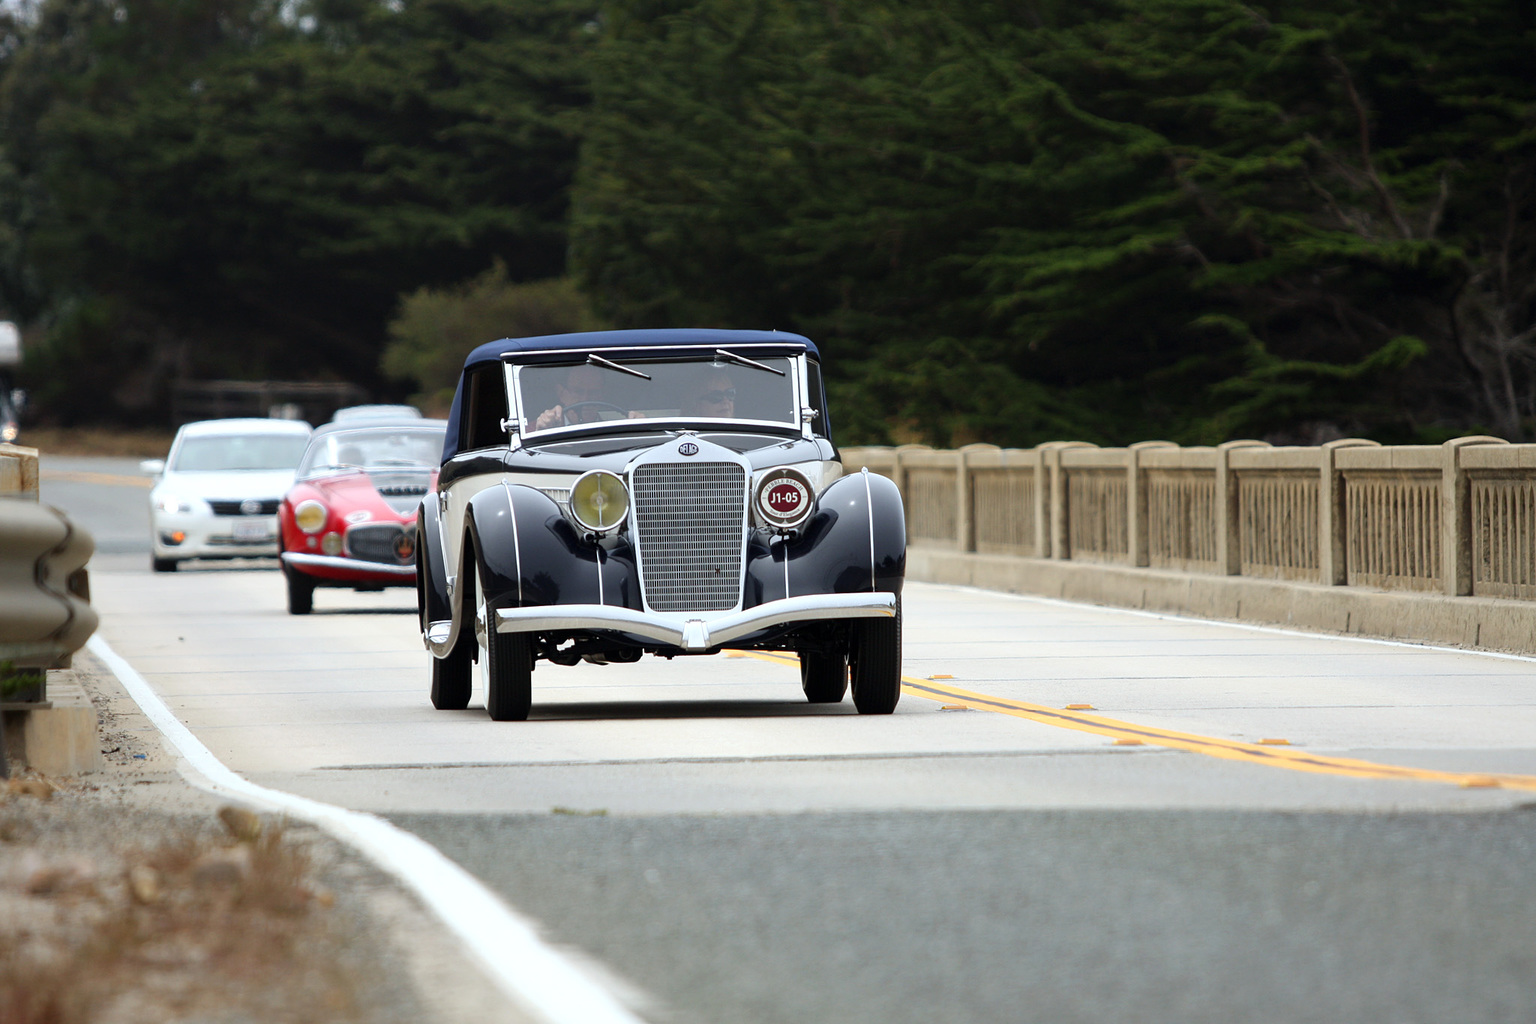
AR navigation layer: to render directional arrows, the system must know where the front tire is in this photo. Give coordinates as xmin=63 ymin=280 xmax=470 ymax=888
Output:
xmin=800 ymin=649 xmax=848 ymax=703
xmin=285 ymin=568 xmax=314 ymax=615
xmin=850 ymin=598 xmax=902 ymax=715
xmin=151 ymin=556 xmax=178 ymax=573
xmin=428 ymin=561 xmax=473 ymax=711
xmin=485 ymin=627 xmax=533 ymax=721
xmin=431 ymin=629 xmax=474 ymax=711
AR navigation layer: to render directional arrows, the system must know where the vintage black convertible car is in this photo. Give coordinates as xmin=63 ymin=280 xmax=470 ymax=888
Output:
xmin=416 ymin=329 xmax=905 ymax=720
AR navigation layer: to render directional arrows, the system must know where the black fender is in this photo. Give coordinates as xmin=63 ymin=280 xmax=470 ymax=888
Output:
xmin=464 ymin=483 xmax=641 ymax=621
xmin=416 ymin=497 xmax=450 ymax=633
xmin=746 ymin=469 xmax=906 ymax=605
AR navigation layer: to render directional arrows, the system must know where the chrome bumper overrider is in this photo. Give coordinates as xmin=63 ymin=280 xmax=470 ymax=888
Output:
xmin=281 ymin=552 xmax=416 ymax=577
xmin=425 ymin=592 xmax=896 ymax=655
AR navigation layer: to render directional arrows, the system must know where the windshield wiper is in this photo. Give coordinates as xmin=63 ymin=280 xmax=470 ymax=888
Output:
xmin=587 ymin=353 xmax=651 ymax=380
xmin=714 ymin=349 xmax=785 ymax=376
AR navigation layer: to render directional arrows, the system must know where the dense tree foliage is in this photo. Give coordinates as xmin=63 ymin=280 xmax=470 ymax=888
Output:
xmin=0 ymin=0 xmax=592 ymax=421
xmin=573 ymin=0 xmax=1536 ymax=444
xmin=2 ymin=0 xmax=1533 ymax=444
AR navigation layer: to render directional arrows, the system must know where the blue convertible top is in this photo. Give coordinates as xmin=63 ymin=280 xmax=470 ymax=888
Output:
xmin=443 ymin=329 xmax=818 ymax=462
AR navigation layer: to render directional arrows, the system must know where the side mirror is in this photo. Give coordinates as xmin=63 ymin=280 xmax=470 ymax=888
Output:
xmin=139 ymin=458 xmax=166 ymax=476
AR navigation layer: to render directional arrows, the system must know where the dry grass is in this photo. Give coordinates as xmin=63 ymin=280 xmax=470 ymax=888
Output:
xmin=0 ymin=801 xmax=383 ymax=1024
xmin=17 ymin=428 xmax=176 ymax=459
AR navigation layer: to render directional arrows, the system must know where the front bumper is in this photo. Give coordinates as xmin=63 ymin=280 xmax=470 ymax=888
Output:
xmin=151 ymin=511 xmax=279 ymax=559
xmin=447 ymin=591 xmax=896 ymax=653
xmin=281 ymin=551 xmax=416 ymax=583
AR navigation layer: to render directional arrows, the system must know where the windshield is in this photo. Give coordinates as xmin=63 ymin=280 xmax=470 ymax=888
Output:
xmin=298 ymin=426 xmax=445 ymax=478
xmin=516 ymin=354 xmax=796 ymax=434
xmin=171 ymin=434 xmax=309 ymax=472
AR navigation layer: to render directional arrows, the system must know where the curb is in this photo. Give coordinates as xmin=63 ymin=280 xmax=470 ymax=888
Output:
xmin=907 ymin=548 xmax=1536 ymax=654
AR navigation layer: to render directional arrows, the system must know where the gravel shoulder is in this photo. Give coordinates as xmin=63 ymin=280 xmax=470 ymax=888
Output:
xmin=1 ymin=649 xmax=527 ymax=1024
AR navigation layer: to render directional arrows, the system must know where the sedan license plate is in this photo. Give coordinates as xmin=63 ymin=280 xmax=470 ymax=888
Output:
xmin=232 ymin=520 xmax=269 ymax=543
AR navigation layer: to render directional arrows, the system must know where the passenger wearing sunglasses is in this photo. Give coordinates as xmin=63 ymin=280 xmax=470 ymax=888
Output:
xmin=686 ymin=370 xmax=737 ymax=418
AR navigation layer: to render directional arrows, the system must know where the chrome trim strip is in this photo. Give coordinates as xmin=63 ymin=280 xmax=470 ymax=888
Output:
xmin=596 ymin=543 xmax=606 ymax=608
xmin=281 ymin=552 xmax=415 ymax=577
xmin=862 ymin=467 xmax=875 ymax=591
xmin=494 ymin=592 xmax=896 ymax=652
xmin=502 ymin=481 xmax=523 ymax=606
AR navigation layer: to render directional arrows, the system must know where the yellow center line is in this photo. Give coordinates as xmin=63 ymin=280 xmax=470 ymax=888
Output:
xmin=40 ymin=470 xmax=154 ymax=488
xmin=740 ymin=651 xmax=1536 ymax=792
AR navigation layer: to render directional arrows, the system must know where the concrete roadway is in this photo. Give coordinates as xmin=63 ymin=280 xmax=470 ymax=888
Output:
xmin=41 ymin=457 xmax=1536 ymax=1024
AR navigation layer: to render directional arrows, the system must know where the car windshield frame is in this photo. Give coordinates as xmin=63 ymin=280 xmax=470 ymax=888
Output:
xmin=506 ymin=346 xmax=809 ymax=443
xmin=169 ymin=433 xmax=310 ymax=473
xmin=296 ymin=426 xmax=446 ymax=480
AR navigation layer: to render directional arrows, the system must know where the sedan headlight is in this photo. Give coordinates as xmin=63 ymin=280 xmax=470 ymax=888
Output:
xmin=569 ymin=471 xmax=629 ymax=534
xmin=154 ymin=495 xmax=195 ymax=514
xmin=755 ymin=467 xmax=816 ymax=530
xmin=294 ymin=499 xmax=329 ymax=534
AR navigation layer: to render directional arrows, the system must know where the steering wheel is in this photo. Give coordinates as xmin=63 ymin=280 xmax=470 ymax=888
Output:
xmin=562 ymin=401 xmax=627 ymax=425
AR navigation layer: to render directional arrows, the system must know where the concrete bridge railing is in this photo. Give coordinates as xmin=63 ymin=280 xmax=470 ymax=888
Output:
xmin=843 ymin=436 xmax=1536 ymax=652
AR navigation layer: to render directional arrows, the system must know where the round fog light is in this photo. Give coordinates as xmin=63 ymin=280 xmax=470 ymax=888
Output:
xmin=570 ymin=470 xmax=629 ymax=534
xmin=321 ymin=531 xmax=343 ymax=556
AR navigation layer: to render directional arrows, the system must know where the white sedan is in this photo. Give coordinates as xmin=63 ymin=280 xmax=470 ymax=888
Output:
xmin=143 ymin=418 xmax=312 ymax=572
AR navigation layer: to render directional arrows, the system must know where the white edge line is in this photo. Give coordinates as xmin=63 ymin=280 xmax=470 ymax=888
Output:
xmin=919 ymin=581 xmax=1536 ymax=664
xmin=85 ymin=634 xmax=645 ymax=1024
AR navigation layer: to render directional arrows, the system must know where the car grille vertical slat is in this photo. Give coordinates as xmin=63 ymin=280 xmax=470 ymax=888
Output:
xmin=632 ymin=462 xmax=746 ymax=612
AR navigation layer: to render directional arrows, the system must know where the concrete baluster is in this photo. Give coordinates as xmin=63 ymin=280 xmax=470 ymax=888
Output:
xmin=957 ymin=444 xmax=999 ymax=554
xmin=1441 ymin=436 xmax=1509 ymax=596
xmin=1127 ymin=442 xmax=1177 ymax=568
xmin=1032 ymin=449 xmax=1051 ymax=559
xmin=1319 ymin=439 xmax=1379 ymax=586
xmin=1215 ymin=440 xmax=1270 ymax=576
xmin=1038 ymin=442 xmax=1095 ymax=561
xmin=891 ymin=444 xmax=928 ymax=541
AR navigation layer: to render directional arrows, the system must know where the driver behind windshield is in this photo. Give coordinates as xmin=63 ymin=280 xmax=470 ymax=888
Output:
xmin=533 ymin=365 xmax=615 ymax=430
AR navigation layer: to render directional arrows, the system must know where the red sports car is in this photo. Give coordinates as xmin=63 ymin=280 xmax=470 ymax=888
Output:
xmin=278 ymin=417 xmax=446 ymax=614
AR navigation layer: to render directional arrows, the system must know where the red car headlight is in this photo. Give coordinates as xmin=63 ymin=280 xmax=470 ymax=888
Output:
xmin=294 ymin=500 xmax=328 ymax=534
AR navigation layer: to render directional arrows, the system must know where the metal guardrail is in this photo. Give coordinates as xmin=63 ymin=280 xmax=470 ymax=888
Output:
xmin=1 ymin=444 xmax=97 ymax=684
xmin=843 ymin=436 xmax=1533 ymax=601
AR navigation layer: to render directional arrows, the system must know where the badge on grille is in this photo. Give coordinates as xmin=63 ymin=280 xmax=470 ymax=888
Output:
xmin=239 ymin=498 xmax=263 ymax=516
xmin=678 ymin=442 xmax=699 ymax=456
xmin=393 ymin=531 xmax=415 ymax=562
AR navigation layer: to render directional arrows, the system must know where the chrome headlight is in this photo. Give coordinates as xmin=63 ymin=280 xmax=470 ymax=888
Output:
xmin=569 ymin=470 xmax=629 ymax=534
xmin=294 ymin=499 xmax=329 ymax=534
xmin=154 ymin=495 xmax=195 ymax=514
xmin=755 ymin=467 xmax=816 ymax=530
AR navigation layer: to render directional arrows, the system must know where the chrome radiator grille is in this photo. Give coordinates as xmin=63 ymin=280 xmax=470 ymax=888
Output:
xmin=346 ymin=523 xmax=410 ymax=565
xmin=631 ymin=462 xmax=746 ymax=612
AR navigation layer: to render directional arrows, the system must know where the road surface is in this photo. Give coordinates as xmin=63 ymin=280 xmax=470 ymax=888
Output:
xmin=42 ymin=456 xmax=1536 ymax=1023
